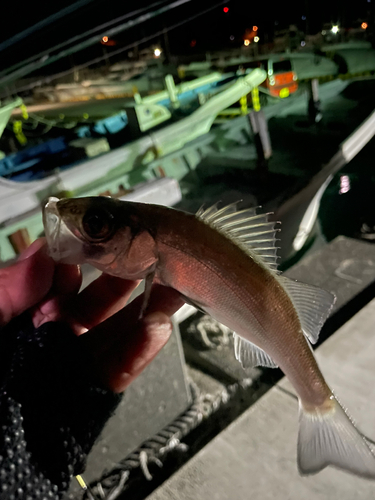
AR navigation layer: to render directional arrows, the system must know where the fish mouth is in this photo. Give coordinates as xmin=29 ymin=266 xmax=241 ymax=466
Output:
xmin=43 ymin=197 xmax=84 ymax=263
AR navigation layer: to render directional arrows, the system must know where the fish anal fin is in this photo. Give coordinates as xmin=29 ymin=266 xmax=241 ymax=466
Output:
xmin=279 ymin=276 xmax=336 ymax=344
xmin=298 ymin=395 xmax=375 ymax=479
xmin=233 ymin=333 xmax=278 ymax=369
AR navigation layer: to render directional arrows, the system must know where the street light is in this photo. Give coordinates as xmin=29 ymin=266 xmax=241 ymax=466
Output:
xmin=254 ymin=36 xmax=260 ymax=43
xmin=362 ymin=22 xmax=368 ymax=30
xmin=331 ymin=25 xmax=339 ymax=34
xmin=154 ymin=48 xmax=162 ymax=57
xmin=244 ymin=39 xmax=250 ymax=46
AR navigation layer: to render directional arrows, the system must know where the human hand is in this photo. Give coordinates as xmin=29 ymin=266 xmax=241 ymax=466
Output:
xmin=0 ymin=238 xmax=184 ymax=393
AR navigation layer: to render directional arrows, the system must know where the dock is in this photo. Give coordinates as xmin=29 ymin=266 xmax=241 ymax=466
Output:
xmin=147 ymin=297 xmax=375 ymax=500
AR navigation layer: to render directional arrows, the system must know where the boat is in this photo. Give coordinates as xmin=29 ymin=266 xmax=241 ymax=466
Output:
xmin=0 ymin=69 xmax=266 ymax=261
xmin=2 ymin=70 xmax=249 ymax=182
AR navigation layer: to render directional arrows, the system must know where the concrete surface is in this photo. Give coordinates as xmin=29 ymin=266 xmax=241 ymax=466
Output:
xmin=67 ymin=319 xmax=191 ymax=499
xmin=146 ymin=299 xmax=375 ymax=500
xmin=285 ymin=236 xmax=375 ymax=314
xmin=186 ymin=365 xmax=226 ymax=397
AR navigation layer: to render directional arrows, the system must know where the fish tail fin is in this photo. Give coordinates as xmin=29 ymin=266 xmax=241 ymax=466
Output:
xmin=298 ymin=395 xmax=375 ymax=479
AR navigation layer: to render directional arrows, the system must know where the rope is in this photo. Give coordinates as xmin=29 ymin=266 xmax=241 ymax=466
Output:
xmin=187 ymin=314 xmax=232 ymax=349
xmin=84 ymin=378 xmax=238 ymax=500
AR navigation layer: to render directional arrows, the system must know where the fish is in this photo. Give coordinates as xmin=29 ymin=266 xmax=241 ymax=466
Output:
xmin=43 ymin=195 xmax=375 ymax=479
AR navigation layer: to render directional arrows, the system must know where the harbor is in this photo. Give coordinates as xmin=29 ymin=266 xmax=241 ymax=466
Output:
xmin=1 ymin=1 xmax=375 ymax=499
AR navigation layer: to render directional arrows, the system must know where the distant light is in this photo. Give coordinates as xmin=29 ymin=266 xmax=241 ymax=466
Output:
xmin=223 ymin=6 xmax=229 ymax=13
xmin=339 ymin=175 xmax=350 ymax=194
xmin=190 ymin=39 xmax=197 ymax=47
xmin=101 ymin=37 xmax=116 ymax=46
xmin=362 ymin=22 xmax=368 ymax=30
xmin=244 ymin=39 xmax=250 ymax=46
xmin=230 ymin=35 xmax=235 ymax=41
xmin=254 ymin=36 xmax=260 ymax=43
xmin=154 ymin=48 xmax=162 ymax=57
xmin=301 ymin=41 xmax=306 ymax=46
xmin=302 ymin=15 xmax=306 ymax=20
xmin=253 ymin=26 xmax=258 ymax=31
xmin=331 ymin=25 xmax=339 ymax=34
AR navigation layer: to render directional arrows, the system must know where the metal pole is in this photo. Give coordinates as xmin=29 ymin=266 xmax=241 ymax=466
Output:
xmin=0 ymin=0 xmax=97 ymax=53
xmin=248 ymin=87 xmax=272 ymax=173
xmin=0 ymin=1 xmax=166 ymax=78
xmin=0 ymin=0 xmax=194 ymax=89
xmin=1 ymin=0 xmax=229 ymax=97
xmin=165 ymin=75 xmax=179 ymax=108
xmin=308 ymin=78 xmax=322 ymax=123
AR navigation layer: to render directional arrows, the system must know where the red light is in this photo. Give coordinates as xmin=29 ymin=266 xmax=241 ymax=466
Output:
xmin=223 ymin=6 xmax=229 ymax=13
xmin=102 ymin=36 xmax=108 ymax=43
xmin=253 ymin=26 xmax=258 ymax=31
xmin=190 ymin=39 xmax=197 ymax=47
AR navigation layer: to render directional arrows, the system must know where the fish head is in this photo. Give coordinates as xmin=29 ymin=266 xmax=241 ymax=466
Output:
xmin=43 ymin=196 xmax=158 ymax=278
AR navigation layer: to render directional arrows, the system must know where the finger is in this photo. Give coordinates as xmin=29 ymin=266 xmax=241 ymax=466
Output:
xmin=0 ymin=239 xmax=55 ymax=327
xmin=80 ymin=285 xmax=185 ymax=392
xmin=68 ymin=274 xmax=140 ymax=333
xmin=81 ymin=311 xmax=173 ymax=393
xmin=31 ymin=263 xmax=82 ymax=328
xmin=141 ymin=284 xmax=185 ymax=318
xmin=52 ymin=263 xmax=82 ymax=296
xmin=84 ymin=284 xmax=184 ymax=334
xmin=18 ymin=238 xmax=46 ymax=261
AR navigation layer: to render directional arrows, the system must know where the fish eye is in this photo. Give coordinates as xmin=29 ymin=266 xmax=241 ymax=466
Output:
xmin=82 ymin=209 xmax=114 ymax=240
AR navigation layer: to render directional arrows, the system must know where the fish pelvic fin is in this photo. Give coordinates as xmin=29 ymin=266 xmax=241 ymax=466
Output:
xmin=298 ymin=395 xmax=375 ymax=479
xmin=234 ymin=333 xmax=278 ymax=369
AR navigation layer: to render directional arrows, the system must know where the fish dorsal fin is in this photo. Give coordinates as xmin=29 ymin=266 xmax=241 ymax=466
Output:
xmin=278 ymin=276 xmax=336 ymax=344
xmin=197 ymin=202 xmax=280 ymax=272
xmin=234 ymin=333 xmax=278 ymax=369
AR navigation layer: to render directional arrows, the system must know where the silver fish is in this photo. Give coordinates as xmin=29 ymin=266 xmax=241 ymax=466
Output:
xmin=43 ymin=196 xmax=375 ymax=479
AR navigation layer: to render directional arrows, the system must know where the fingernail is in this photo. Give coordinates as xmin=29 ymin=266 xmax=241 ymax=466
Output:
xmin=18 ymin=238 xmax=46 ymax=261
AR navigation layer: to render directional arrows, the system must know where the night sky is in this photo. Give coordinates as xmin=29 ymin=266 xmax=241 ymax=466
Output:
xmin=0 ymin=0 xmax=373 ymax=77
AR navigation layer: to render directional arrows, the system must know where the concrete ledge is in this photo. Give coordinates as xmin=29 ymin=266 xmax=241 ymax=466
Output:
xmin=147 ymin=299 xmax=375 ymax=500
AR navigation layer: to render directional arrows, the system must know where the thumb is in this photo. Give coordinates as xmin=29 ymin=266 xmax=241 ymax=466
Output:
xmin=81 ymin=312 xmax=173 ymax=393
xmin=0 ymin=239 xmax=55 ymax=327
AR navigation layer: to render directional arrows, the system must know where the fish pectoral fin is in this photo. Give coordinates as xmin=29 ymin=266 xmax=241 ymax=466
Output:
xmin=233 ymin=333 xmax=278 ymax=369
xmin=180 ymin=294 xmax=207 ymax=314
xmin=139 ymin=269 xmax=156 ymax=319
xmin=278 ymin=276 xmax=336 ymax=344
xmin=298 ymin=395 xmax=375 ymax=479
